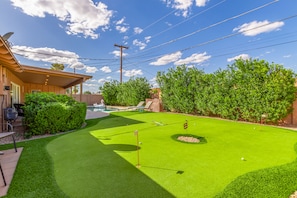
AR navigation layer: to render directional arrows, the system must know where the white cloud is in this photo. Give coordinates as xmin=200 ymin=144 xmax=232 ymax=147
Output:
xmin=116 ymin=17 xmax=125 ymax=25
xmin=163 ymin=0 xmax=207 ymax=17
xmin=150 ymin=51 xmax=182 ymax=66
xmin=87 ymin=79 xmax=97 ymax=82
xmin=11 ymin=45 xmax=98 ymax=73
xmin=227 ymin=54 xmax=250 ymax=62
xmin=233 ymin=20 xmax=284 ymax=36
xmin=149 ymin=77 xmax=158 ymax=88
xmin=111 ymin=50 xmax=128 ymax=58
xmin=85 ymin=66 xmax=98 ymax=73
xmin=145 ymin=36 xmax=151 ymax=43
xmin=172 ymin=0 xmax=193 ymax=10
xmin=124 ymin=69 xmax=143 ymax=77
xmin=11 ymin=0 xmax=113 ymax=39
xmin=115 ymin=17 xmax=129 ymax=33
xmin=84 ymin=83 xmax=98 ymax=87
xmin=12 ymin=45 xmax=78 ymax=64
xmin=98 ymin=78 xmax=106 ymax=83
xmin=100 ymin=66 xmax=112 ymax=73
xmin=132 ymin=36 xmax=151 ymax=50
xmin=116 ymin=26 xmax=129 ymax=33
xmin=283 ymin=54 xmax=292 ymax=58
xmin=133 ymin=39 xmax=147 ymax=50
xmin=134 ymin=27 xmax=143 ymax=34
xmin=195 ymin=0 xmax=208 ymax=6
xmin=174 ymin=52 xmax=211 ymax=65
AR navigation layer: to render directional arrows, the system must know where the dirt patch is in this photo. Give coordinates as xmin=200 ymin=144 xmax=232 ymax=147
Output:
xmin=177 ymin=135 xmax=200 ymax=143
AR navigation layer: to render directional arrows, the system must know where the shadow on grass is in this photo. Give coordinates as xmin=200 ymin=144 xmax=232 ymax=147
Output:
xmin=215 ymin=142 xmax=297 ymax=198
xmin=106 ymin=144 xmax=140 ymax=151
xmin=47 ymin=114 xmax=175 ymax=198
xmin=142 ymin=165 xmax=184 ymax=174
xmin=90 ymin=112 xmax=145 ymax=130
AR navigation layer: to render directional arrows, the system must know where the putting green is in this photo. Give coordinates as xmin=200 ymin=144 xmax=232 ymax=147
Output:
xmin=47 ymin=112 xmax=297 ymax=197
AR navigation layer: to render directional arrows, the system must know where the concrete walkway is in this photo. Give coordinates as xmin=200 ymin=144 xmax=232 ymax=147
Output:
xmin=0 ymin=148 xmax=23 ymax=197
xmin=85 ymin=110 xmax=110 ymax=120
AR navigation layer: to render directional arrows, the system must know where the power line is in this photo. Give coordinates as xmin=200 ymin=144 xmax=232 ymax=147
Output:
xmin=128 ymin=0 xmax=279 ymax=58
xmin=126 ymin=10 xmax=176 ymax=41
xmin=122 ymin=14 xmax=297 ymax=67
xmin=150 ymin=0 xmax=227 ymax=39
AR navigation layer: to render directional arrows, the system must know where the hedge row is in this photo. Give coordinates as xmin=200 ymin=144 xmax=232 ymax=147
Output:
xmin=157 ymin=59 xmax=297 ymax=123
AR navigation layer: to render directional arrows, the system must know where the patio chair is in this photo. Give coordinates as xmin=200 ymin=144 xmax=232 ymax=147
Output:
xmin=128 ymin=101 xmax=144 ymax=110
xmin=13 ymin=103 xmax=25 ymax=117
xmin=144 ymin=101 xmax=153 ymax=111
xmin=137 ymin=101 xmax=153 ymax=112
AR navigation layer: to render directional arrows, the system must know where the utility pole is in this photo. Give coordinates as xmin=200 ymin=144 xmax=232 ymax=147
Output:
xmin=114 ymin=44 xmax=128 ymax=83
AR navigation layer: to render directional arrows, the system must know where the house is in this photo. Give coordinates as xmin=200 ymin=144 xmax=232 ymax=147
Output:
xmin=0 ymin=35 xmax=92 ymax=130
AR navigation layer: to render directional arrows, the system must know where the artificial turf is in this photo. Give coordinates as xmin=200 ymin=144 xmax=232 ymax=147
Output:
xmin=0 ymin=136 xmax=68 ymax=198
xmin=46 ymin=111 xmax=297 ymax=197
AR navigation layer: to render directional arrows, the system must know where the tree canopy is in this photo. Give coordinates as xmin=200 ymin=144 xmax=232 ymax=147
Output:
xmin=100 ymin=77 xmax=151 ymax=106
xmin=51 ymin=63 xmax=65 ymax=71
xmin=157 ymin=59 xmax=296 ymax=123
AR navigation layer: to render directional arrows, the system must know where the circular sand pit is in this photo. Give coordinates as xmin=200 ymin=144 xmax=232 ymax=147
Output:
xmin=172 ymin=134 xmax=207 ymax=144
xmin=177 ymin=135 xmax=200 ymax=143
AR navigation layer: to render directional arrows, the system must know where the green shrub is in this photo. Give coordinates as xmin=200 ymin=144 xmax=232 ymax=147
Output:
xmin=100 ymin=77 xmax=151 ymax=106
xmin=157 ymin=59 xmax=297 ymax=123
xmin=24 ymin=92 xmax=86 ymax=136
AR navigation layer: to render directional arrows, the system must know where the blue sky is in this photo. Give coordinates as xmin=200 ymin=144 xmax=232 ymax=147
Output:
xmin=0 ymin=0 xmax=297 ymax=93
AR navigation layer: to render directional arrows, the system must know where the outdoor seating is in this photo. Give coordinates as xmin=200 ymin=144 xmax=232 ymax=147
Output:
xmin=143 ymin=101 xmax=153 ymax=111
xmin=137 ymin=101 xmax=153 ymax=112
xmin=13 ymin=104 xmax=24 ymax=117
xmin=128 ymin=101 xmax=145 ymax=111
xmin=0 ymin=132 xmax=17 ymax=153
xmin=4 ymin=108 xmax=18 ymax=124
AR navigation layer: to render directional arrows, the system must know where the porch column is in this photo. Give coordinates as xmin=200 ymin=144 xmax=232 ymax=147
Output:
xmin=80 ymin=82 xmax=82 ymax=102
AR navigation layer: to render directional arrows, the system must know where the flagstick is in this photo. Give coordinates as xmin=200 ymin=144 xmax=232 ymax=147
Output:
xmin=134 ymin=130 xmax=140 ymax=168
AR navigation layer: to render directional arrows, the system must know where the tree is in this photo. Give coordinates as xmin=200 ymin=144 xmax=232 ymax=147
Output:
xmin=72 ymin=86 xmax=79 ymax=94
xmin=157 ymin=65 xmax=200 ymax=113
xmin=100 ymin=78 xmax=151 ymax=106
xmin=117 ymin=77 xmax=151 ymax=106
xmin=51 ymin=63 xmax=65 ymax=71
xmin=84 ymin=91 xmax=92 ymax=94
xmin=100 ymin=80 xmax=120 ymax=105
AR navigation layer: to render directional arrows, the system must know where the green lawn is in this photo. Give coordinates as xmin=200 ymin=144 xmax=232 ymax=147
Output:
xmin=45 ymin=111 xmax=297 ymax=198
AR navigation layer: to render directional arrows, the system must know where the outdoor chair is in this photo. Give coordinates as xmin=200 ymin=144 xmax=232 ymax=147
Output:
xmin=13 ymin=104 xmax=25 ymax=117
xmin=144 ymin=101 xmax=153 ymax=111
xmin=128 ymin=101 xmax=145 ymax=111
xmin=138 ymin=101 xmax=153 ymax=112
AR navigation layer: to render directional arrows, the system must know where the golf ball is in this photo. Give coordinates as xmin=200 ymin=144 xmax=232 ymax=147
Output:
xmin=241 ymin=157 xmax=245 ymax=161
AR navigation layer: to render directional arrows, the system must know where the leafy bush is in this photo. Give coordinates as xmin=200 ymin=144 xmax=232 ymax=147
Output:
xmin=157 ymin=59 xmax=297 ymax=123
xmin=100 ymin=80 xmax=120 ymax=105
xmin=101 ymin=77 xmax=151 ymax=106
xmin=24 ymin=92 xmax=86 ymax=136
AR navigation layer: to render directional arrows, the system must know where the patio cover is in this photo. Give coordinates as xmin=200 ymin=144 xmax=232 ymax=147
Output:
xmin=0 ymin=36 xmax=92 ymax=88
